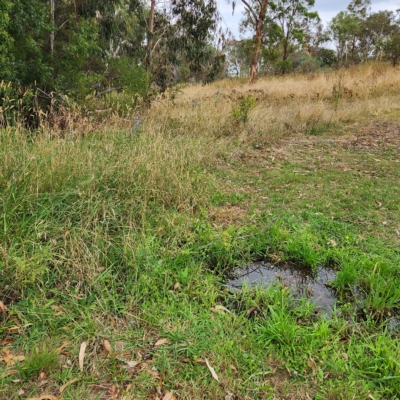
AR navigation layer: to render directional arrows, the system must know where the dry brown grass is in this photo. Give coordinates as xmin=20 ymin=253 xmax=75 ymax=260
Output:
xmin=148 ymin=62 xmax=400 ymax=148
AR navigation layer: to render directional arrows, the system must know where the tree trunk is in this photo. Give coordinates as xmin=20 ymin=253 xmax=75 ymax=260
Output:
xmin=50 ymin=0 xmax=55 ymax=53
xmin=249 ymin=0 xmax=268 ymax=84
xmin=146 ymin=0 xmax=156 ymax=70
xmin=249 ymin=35 xmax=262 ymax=83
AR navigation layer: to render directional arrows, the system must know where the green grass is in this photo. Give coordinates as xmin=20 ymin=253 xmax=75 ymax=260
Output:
xmin=1 ymin=115 xmax=400 ymax=399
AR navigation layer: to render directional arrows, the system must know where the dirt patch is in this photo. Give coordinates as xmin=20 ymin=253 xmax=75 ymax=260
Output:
xmin=211 ymin=205 xmax=248 ymax=225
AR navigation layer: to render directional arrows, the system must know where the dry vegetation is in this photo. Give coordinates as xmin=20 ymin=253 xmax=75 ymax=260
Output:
xmin=148 ymin=63 xmax=400 ymax=146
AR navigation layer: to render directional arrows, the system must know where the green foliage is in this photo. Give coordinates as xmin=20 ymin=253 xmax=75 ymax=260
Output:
xmin=232 ymin=95 xmax=257 ymax=124
xmin=105 ymin=57 xmax=150 ymax=97
xmin=0 ymin=0 xmax=225 ymax=116
xmin=276 ymin=59 xmax=292 ymax=74
xmin=384 ymin=34 xmax=400 ymax=66
xmin=0 ymin=0 xmax=12 ymax=81
xmin=328 ymin=11 xmax=360 ymax=66
xmin=317 ymin=48 xmax=337 ymax=67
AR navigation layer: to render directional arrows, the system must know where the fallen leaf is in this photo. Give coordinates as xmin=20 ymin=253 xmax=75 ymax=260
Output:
xmin=50 ymin=305 xmax=64 ymax=315
xmin=205 ymin=358 xmax=219 ymax=382
xmin=163 ymin=392 xmax=176 ymax=400
xmin=124 ymin=383 xmax=134 ymax=393
xmin=307 ymin=356 xmax=318 ymax=376
xmin=154 ymin=339 xmax=169 ymax=347
xmin=79 ymin=342 xmax=87 ymax=373
xmin=0 ymin=301 xmax=7 ymax=319
xmin=0 ymin=338 xmax=14 ymax=346
xmin=210 ymin=305 xmax=231 ymax=314
xmin=145 ymin=366 xmax=160 ymax=378
xmin=343 ymin=353 xmax=349 ymax=361
xmin=6 ymin=325 xmax=20 ymax=334
xmin=9 ymin=315 xmax=20 ymax=325
xmin=28 ymin=396 xmax=60 ymax=400
xmin=18 ymin=389 xmax=25 ymax=396
xmin=39 ymin=372 xmax=46 ymax=379
xmin=245 ymin=306 xmax=259 ymax=317
xmin=103 ymin=340 xmax=112 ymax=357
xmin=0 ymin=369 xmax=19 ymax=378
xmin=229 ymin=365 xmax=238 ymax=374
xmin=56 ymin=340 xmax=69 ymax=355
xmin=129 ymin=360 xmax=141 ymax=369
xmin=1 ymin=349 xmax=25 ymax=366
xmin=60 ymin=378 xmax=79 ymax=393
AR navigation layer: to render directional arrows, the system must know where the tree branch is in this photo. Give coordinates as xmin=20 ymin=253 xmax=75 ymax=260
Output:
xmin=241 ymin=0 xmax=258 ymax=23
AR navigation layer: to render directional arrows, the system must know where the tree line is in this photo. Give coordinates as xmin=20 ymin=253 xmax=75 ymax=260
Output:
xmin=0 ymin=0 xmax=227 ymax=97
xmin=0 ymin=0 xmax=399 ymax=124
xmin=228 ymin=0 xmax=400 ymax=82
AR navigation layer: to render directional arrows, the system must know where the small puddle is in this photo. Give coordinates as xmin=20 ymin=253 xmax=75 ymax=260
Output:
xmin=228 ymin=262 xmax=337 ymax=315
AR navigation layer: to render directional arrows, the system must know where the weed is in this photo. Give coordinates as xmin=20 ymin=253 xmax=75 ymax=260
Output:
xmin=232 ymin=95 xmax=257 ymax=124
xmin=18 ymin=346 xmax=58 ymax=380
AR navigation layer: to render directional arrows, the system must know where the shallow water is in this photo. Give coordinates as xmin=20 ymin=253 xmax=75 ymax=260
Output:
xmin=228 ymin=262 xmax=337 ymax=314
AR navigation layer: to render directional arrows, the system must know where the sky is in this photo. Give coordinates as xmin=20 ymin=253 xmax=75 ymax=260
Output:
xmin=219 ymin=0 xmax=400 ymax=38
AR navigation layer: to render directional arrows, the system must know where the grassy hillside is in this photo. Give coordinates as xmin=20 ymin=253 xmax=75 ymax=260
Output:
xmin=1 ymin=63 xmax=400 ymax=399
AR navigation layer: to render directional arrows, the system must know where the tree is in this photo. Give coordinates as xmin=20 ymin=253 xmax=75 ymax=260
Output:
xmin=229 ymin=0 xmax=269 ymax=83
xmin=358 ymin=11 xmax=396 ymax=61
xmin=384 ymin=33 xmax=400 ymax=67
xmin=328 ymin=11 xmax=359 ymax=66
xmin=0 ymin=0 xmax=13 ymax=81
xmin=143 ymin=0 xmax=226 ymax=88
xmin=347 ymin=0 xmax=371 ymax=19
xmin=224 ymin=39 xmax=255 ymax=77
xmin=269 ymin=0 xmax=320 ymax=67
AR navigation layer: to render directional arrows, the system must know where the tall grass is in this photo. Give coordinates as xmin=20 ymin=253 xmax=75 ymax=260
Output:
xmin=0 ymin=126 xmax=219 ymax=299
xmin=148 ymin=62 xmax=400 ymax=145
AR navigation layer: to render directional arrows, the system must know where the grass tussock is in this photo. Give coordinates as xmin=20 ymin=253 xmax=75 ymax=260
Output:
xmin=1 ymin=63 xmax=400 ymax=399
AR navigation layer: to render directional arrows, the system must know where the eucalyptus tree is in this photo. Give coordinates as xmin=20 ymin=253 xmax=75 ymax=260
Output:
xmin=228 ymin=0 xmax=270 ymax=83
xmin=268 ymin=0 xmax=320 ymax=73
xmin=347 ymin=0 xmax=371 ymax=19
xmin=236 ymin=0 xmax=320 ymax=76
xmin=143 ymin=0 xmax=227 ymax=87
xmin=358 ymin=11 xmax=397 ymax=61
xmin=384 ymin=31 xmax=400 ymax=66
xmin=328 ymin=11 xmax=359 ymax=66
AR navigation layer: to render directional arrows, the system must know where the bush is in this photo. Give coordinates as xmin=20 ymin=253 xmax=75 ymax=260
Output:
xmin=232 ymin=95 xmax=257 ymax=124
